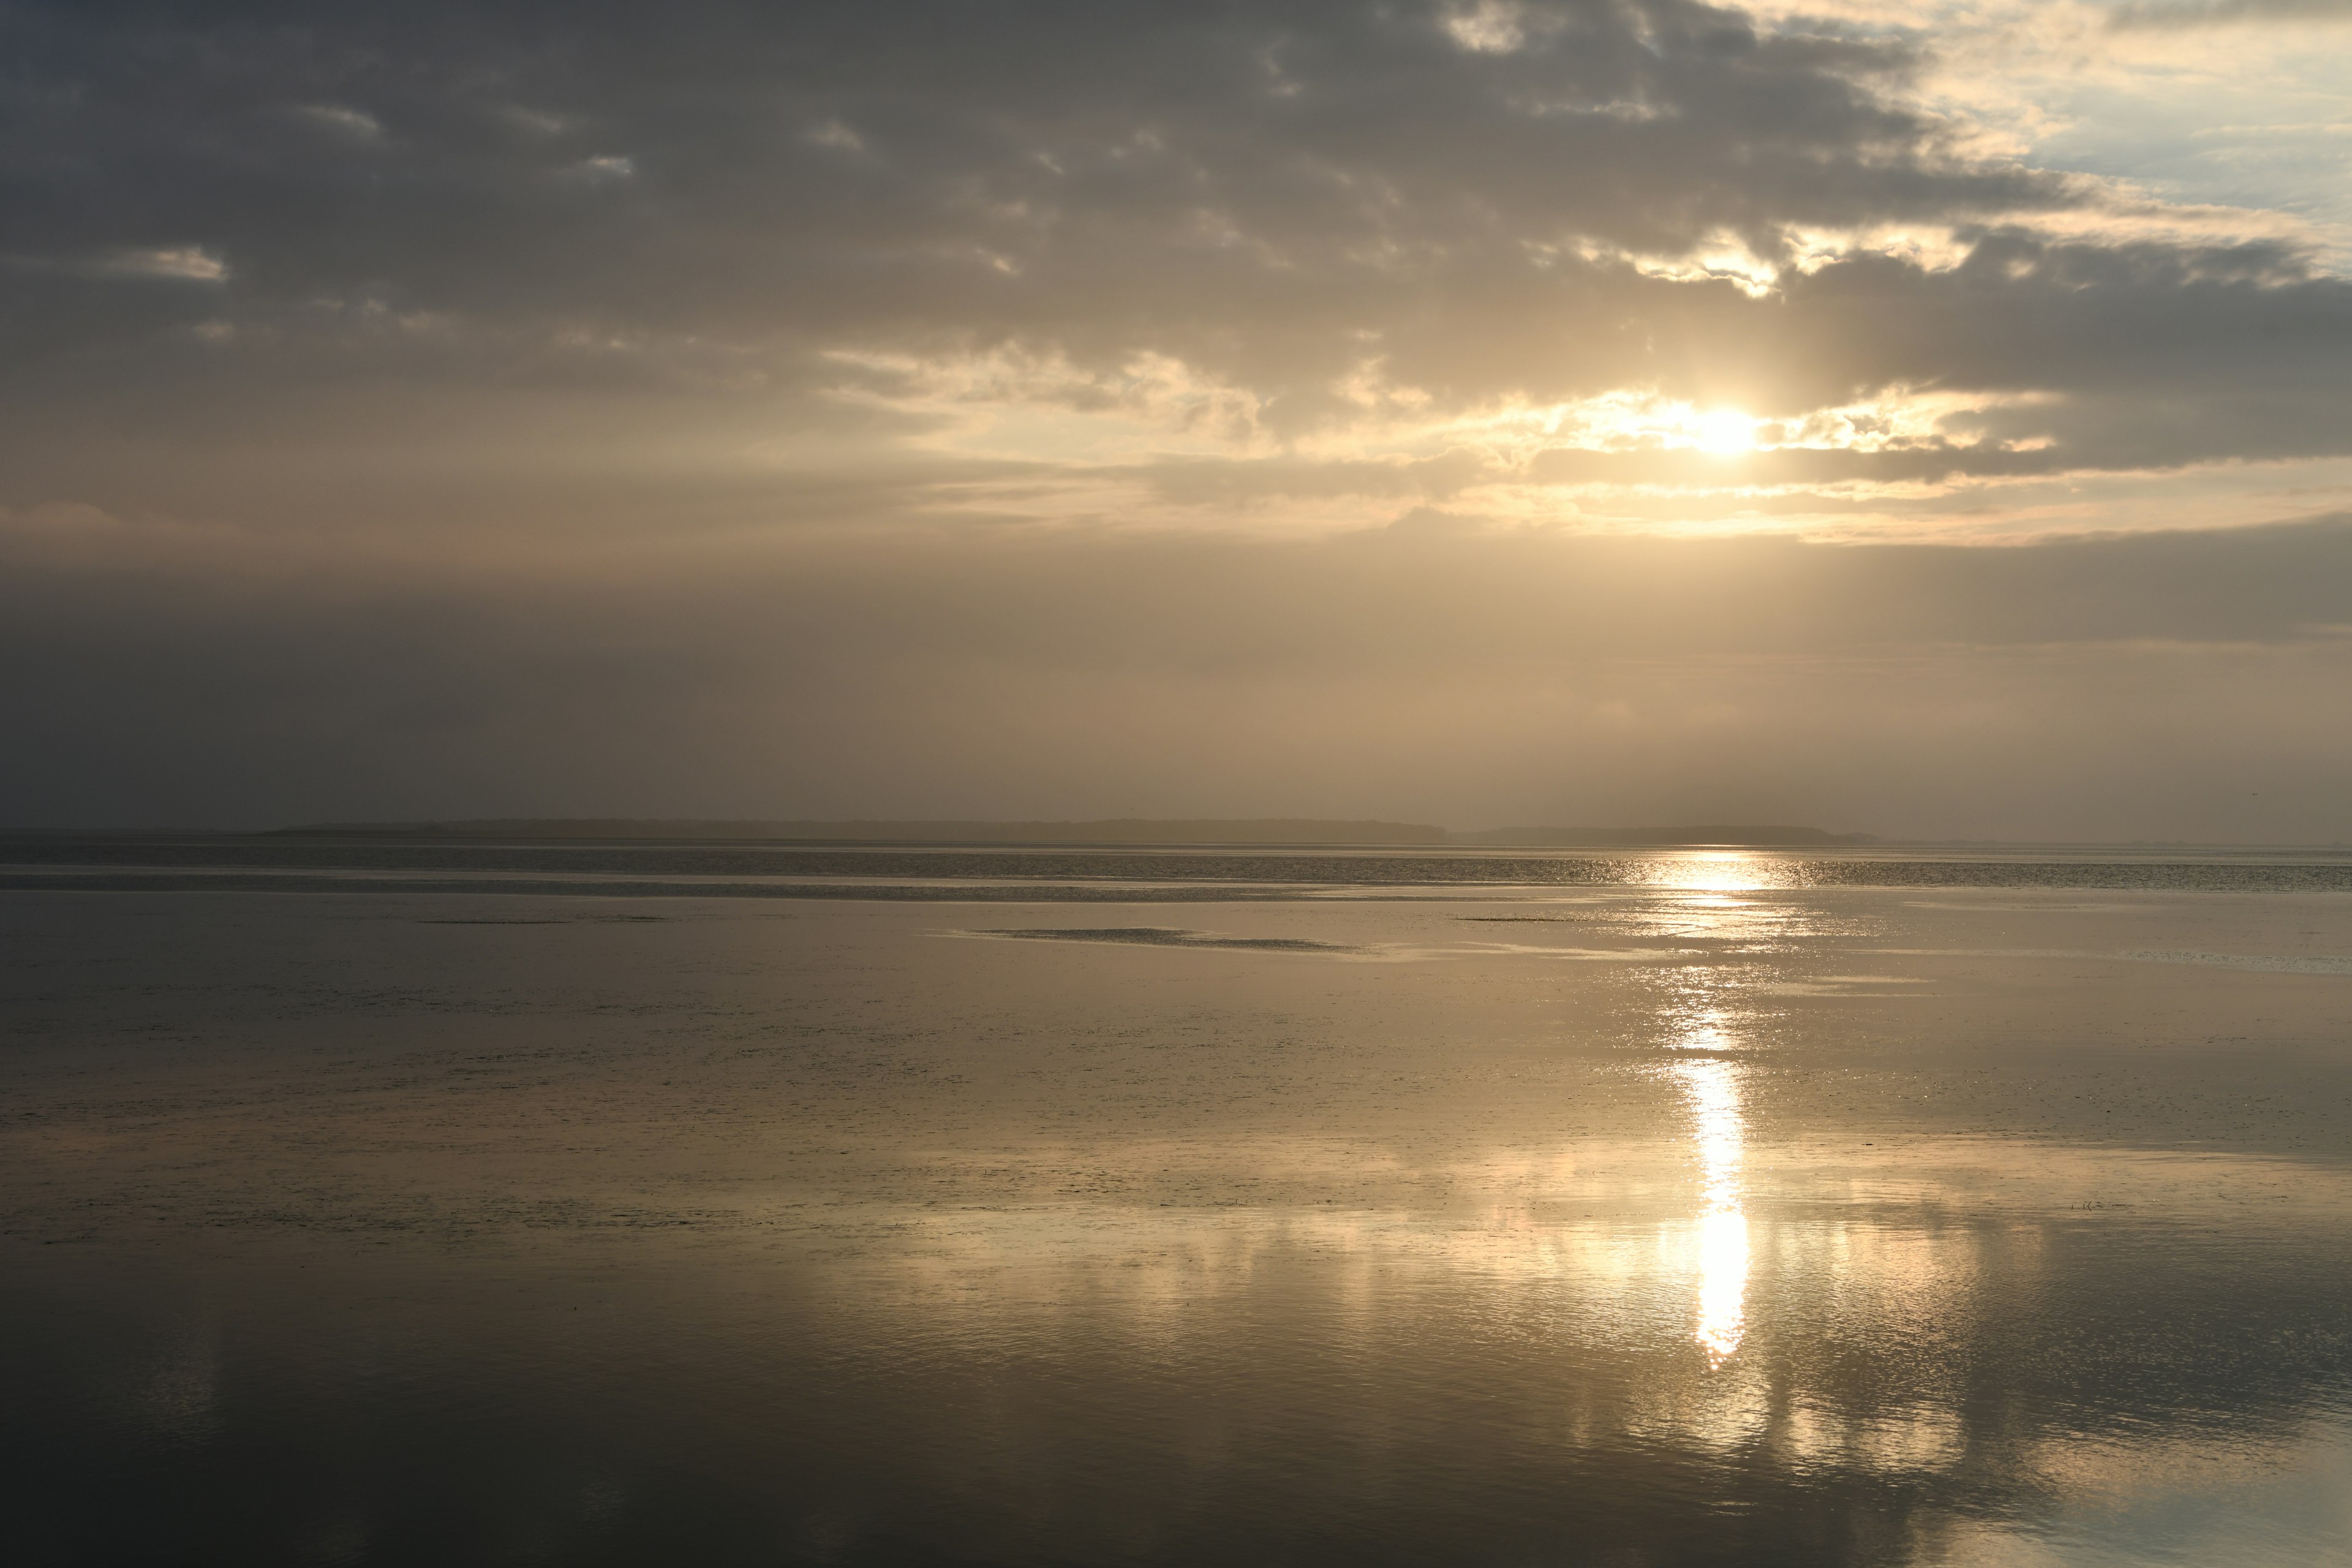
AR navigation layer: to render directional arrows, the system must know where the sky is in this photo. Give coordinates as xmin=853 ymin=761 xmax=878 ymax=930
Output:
xmin=3 ymin=0 xmax=2350 ymax=839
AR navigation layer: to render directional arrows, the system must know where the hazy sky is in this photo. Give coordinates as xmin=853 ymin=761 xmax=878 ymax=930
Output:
xmin=4 ymin=0 xmax=2350 ymax=837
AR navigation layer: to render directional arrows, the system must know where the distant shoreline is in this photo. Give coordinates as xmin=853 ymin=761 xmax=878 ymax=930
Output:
xmin=254 ymin=817 xmax=1879 ymax=849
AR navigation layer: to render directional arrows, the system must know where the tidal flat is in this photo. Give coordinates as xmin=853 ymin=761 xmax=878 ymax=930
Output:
xmin=3 ymin=846 xmax=2349 ymax=1565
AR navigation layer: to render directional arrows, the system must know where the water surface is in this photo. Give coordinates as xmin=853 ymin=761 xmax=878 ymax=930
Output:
xmin=3 ymin=845 xmax=2348 ymax=1564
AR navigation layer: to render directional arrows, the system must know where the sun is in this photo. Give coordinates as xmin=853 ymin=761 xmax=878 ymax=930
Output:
xmin=1694 ymin=408 xmax=1758 ymax=454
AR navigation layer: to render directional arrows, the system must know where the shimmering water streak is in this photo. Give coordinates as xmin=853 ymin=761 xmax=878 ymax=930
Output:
xmin=1672 ymin=1058 xmax=1749 ymax=1366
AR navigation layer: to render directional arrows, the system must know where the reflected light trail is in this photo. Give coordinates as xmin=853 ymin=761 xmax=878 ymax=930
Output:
xmin=1670 ymin=1003 xmax=1737 ymax=1055
xmin=1653 ymin=852 xmax=1768 ymax=894
xmin=1672 ymin=1058 xmax=1749 ymax=1366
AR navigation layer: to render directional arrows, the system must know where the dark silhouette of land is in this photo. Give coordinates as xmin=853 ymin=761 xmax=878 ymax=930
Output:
xmin=1453 ymin=825 xmax=1878 ymax=848
xmin=265 ymin=818 xmax=1877 ymax=847
xmin=266 ymin=818 xmax=1448 ymax=845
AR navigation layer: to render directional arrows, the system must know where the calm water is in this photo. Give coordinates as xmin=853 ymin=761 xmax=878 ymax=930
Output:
xmin=4 ymin=842 xmax=2350 ymax=1564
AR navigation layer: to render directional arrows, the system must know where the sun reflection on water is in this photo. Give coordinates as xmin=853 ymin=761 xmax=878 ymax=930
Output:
xmin=1656 ymin=852 xmax=1770 ymax=894
xmin=1672 ymin=1057 xmax=1749 ymax=1366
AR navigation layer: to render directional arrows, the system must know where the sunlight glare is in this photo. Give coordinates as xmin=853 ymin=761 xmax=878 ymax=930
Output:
xmin=1694 ymin=409 xmax=1758 ymax=454
xmin=1672 ymin=1058 xmax=1750 ymax=1366
xmin=1657 ymin=852 xmax=1768 ymax=893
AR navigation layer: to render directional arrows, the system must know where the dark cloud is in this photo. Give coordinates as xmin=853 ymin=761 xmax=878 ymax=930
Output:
xmin=8 ymin=3 xmax=2307 ymax=435
xmin=3 ymin=2 xmax=2348 ymax=832
xmin=2 ymin=0 xmax=2343 ymax=484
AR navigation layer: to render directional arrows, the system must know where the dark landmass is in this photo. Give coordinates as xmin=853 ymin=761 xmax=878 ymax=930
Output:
xmin=262 ymin=817 xmax=1875 ymax=847
xmin=1453 ymin=825 xmax=1880 ymax=847
xmin=263 ymin=816 xmax=1452 ymax=845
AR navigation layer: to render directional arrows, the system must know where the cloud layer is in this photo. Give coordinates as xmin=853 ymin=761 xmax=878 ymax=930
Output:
xmin=3 ymin=1 xmax=2349 ymax=831
xmin=9 ymin=1 xmax=2350 ymax=505
xmin=6 ymin=502 xmax=2350 ymax=838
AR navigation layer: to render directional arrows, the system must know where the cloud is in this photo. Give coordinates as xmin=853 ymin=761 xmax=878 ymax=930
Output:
xmin=1 ymin=2 xmax=2348 ymax=830
xmin=561 ymin=154 xmax=635 ymax=183
xmin=0 ymin=0 xmax=2342 ymax=534
xmin=2108 ymin=0 xmax=2352 ymax=27
xmin=807 ymin=119 xmax=866 ymax=153
xmin=91 ymin=246 xmax=229 ymax=282
xmin=292 ymin=102 xmax=385 ymax=141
